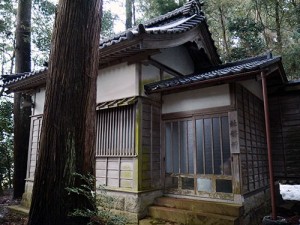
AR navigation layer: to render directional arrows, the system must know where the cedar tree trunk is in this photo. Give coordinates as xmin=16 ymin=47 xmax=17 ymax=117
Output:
xmin=28 ymin=0 xmax=102 ymax=224
xmin=126 ymin=0 xmax=133 ymax=29
xmin=13 ymin=0 xmax=32 ymax=199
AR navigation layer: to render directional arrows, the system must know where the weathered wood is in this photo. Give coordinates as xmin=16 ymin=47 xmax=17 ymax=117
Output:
xmin=270 ymin=92 xmax=300 ymax=181
xmin=236 ymin=84 xmax=268 ymax=194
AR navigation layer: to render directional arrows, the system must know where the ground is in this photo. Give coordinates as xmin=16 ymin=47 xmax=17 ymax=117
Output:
xmin=1 ymin=188 xmax=300 ymax=225
xmin=0 ymin=190 xmax=28 ymax=225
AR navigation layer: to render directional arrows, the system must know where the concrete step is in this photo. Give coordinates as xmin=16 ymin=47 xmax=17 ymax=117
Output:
xmin=149 ymin=206 xmax=239 ymax=225
xmin=154 ymin=197 xmax=243 ymax=217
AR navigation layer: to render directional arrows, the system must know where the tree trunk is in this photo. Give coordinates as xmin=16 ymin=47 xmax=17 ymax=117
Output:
xmin=218 ymin=6 xmax=230 ymax=60
xmin=13 ymin=0 xmax=32 ymax=199
xmin=274 ymin=0 xmax=282 ymax=53
xmin=254 ymin=0 xmax=270 ymax=48
xmin=27 ymin=0 xmax=101 ymax=224
xmin=126 ymin=0 xmax=133 ymax=29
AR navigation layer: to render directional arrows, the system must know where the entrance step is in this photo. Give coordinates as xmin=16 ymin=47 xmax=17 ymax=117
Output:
xmin=155 ymin=197 xmax=243 ymax=217
xmin=145 ymin=197 xmax=243 ymax=225
xmin=139 ymin=217 xmax=182 ymax=225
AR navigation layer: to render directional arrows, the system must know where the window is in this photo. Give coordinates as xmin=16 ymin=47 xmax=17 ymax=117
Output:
xmin=164 ymin=114 xmax=233 ymax=196
xmin=165 ymin=115 xmax=231 ymax=176
xmin=96 ymin=104 xmax=135 ymax=156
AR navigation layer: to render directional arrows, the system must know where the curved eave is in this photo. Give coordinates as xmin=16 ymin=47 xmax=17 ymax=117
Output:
xmin=99 ymin=25 xmax=219 ymax=68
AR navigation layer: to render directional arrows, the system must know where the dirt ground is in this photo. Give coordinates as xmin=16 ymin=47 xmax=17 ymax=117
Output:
xmin=0 ymin=190 xmax=28 ymax=225
xmin=0 ymin=189 xmax=300 ymax=225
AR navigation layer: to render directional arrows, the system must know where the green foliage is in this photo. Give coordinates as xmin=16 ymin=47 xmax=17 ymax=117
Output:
xmin=228 ymin=17 xmax=265 ymax=60
xmin=137 ymin=0 xmax=187 ymax=21
xmin=66 ymin=173 xmax=127 ymax=225
xmin=202 ymin=0 xmax=300 ymax=79
xmin=0 ymin=0 xmax=16 ymax=74
xmin=101 ymin=10 xmax=118 ymax=38
xmin=282 ymin=44 xmax=300 ymax=80
xmin=0 ymin=100 xmax=13 ymax=193
xmin=31 ymin=0 xmax=56 ymax=68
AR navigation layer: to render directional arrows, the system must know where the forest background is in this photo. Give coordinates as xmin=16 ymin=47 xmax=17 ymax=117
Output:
xmin=0 ymin=0 xmax=299 ymax=193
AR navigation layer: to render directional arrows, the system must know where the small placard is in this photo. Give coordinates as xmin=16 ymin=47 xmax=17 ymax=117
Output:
xmin=228 ymin=111 xmax=240 ymax=153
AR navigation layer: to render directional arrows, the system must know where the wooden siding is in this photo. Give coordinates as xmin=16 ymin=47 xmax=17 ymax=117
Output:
xmin=141 ymin=98 xmax=162 ymax=190
xmin=96 ymin=157 xmax=134 ymax=189
xmin=236 ymin=85 xmax=268 ymax=194
xmin=27 ymin=115 xmax=42 ymax=179
xmin=269 ymin=92 xmax=300 ymax=181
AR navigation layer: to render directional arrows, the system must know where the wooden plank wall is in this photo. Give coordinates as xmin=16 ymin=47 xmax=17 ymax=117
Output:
xmin=27 ymin=116 xmax=42 ymax=179
xmin=269 ymin=92 xmax=300 ymax=182
xmin=96 ymin=157 xmax=134 ymax=189
xmin=141 ymin=98 xmax=161 ymax=190
xmin=236 ymin=85 xmax=268 ymax=194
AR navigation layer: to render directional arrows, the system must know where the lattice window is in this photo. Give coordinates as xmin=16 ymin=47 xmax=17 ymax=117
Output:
xmin=164 ymin=114 xmax=233 ymax=194
xmin=96 ymin=104 xmax=136 ymax=156
xmin=165 ymin=115 xmax=231 ymax=176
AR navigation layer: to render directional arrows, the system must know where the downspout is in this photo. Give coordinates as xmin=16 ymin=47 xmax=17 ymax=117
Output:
xmin=261 ymin=71 xmax=277 ymax=220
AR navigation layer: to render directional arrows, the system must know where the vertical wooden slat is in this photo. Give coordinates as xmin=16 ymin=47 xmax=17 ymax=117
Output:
xmin=150 ymin=105 xmax=153 ymax=185
xmin=129 ymin=105 xmax=133 ymax=155
xmin=178 ymin=121 xmax=181 ymax=174
xmin=132 ymin=106 xmax=135 ymax=155
xmin=211 ymin=118 xmax=214 ymax=174
xmin=170 ymin=123 xmax=173 ymax=173
xmin=125 ymin=107 xmax=128 ymax=155
xmin=96 ymin=104 xmax=136 ymax=157
xmin=219 ymin=117 xmax=224 ymax=174
xmin=185 ymin=121 xmax=188 ymax=174
xmin=202 ymin=119 xmax=206 ymax=174
xmin=111 ymin=108 xmax=114 ymax=156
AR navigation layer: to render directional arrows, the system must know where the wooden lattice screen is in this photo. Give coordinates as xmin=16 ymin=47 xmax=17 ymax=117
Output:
xmin=96 ymin=105 xmax=135 ymax=156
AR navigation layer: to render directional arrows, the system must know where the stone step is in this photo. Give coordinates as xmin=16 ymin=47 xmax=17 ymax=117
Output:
xmin=149 ymin=206 xmax=239 ymax=225
xmin=139 ymin=217 xmax=182 ymax=225
xmin=155 ymin=197 xmax=243 ymax=217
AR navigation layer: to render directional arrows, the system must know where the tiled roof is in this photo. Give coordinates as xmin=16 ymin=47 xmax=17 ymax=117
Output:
xmin=100 ymin=0 xmax=205 ymax=48
xmin=144 ymin=55 xmax=282 ymax=93
xmin=2 ymin=0 xmax=219 ymax=90
xmin=2 ymin=68 xmax=47 ymax=86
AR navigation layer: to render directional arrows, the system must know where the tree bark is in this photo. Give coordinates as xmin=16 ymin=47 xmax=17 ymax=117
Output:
xmin=126 ymin=0 xmax=133 ymax=29
xmin=218 ymin=6 xmax=230 ymax=60
xmin=274 ymin=0 xmax=282 ymax=53
xmin=13 ymin=0 xmax=32 ymax=199
xmin=27 ymin=0 xmax=101 ymax=224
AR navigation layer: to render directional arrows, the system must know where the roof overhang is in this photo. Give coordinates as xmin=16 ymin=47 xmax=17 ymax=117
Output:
xmin=3 ymin=70 xmax=47 ymax=93
xmin=144 ymin=55 xmax=288 ymax=95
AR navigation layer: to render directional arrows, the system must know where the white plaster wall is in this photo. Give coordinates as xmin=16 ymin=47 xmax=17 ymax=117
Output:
xmin=97 ymin=63 xmax=138 ymax=103
xmin=152 ymin=46 xmax=194 ymax=75
xmin=162 ymin=84 xmax=231 ymax=114
xmin=33 ymin=88 xmax=45 ymax=115
xmin=142 ymin=64 xmax=160 ymax=83
xmin=238 ymin=79 xmax=263 ymax=100
xmin=141 ymin=64 xmax=160 ymax=96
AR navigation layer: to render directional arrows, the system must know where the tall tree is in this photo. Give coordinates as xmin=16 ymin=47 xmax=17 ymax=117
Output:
xmin=28 ymin=0 xmax=102 ymax=224
xmin=13 ymin=0 xmax=32 ymax=199
xmin=125 ymin=0 xmax=133 ymax=29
